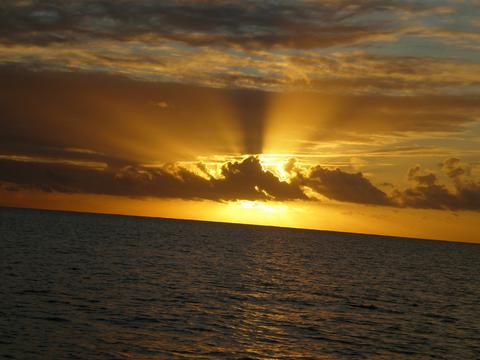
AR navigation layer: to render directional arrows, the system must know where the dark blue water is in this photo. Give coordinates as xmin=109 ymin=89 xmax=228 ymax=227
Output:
xmin=1 ymin=207 xmax=479 ymax=359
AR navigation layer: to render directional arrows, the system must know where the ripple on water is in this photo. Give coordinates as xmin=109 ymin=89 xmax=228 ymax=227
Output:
xmin=1 ymin=207 xmax=480 ymax=359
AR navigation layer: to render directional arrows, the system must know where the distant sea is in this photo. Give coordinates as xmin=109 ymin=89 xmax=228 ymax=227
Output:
xmin=1 ymin=207 xmax=479 ymax=359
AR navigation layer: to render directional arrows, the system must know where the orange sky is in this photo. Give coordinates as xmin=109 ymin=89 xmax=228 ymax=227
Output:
xmin=0 ymin=1 xmax=479 ymax=243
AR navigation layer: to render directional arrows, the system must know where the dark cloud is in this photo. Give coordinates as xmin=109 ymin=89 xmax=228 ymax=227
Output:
xmin=0 ymin=154 xmax=391 ymax=204
xmin=299 ymin=165 xmax=393 ymax=206
xmin=216 ymin=157 xmax=307 ymax=200
xmin=0 ymin=1 xmax=477 ymax=97
xmin=1 ymin=153 xmax=479 ymax=210
xmin=0 ymin=156 xmax=305 ymax=202
xmin=407 ymin=166 xmax=437 ymax=186
xmin=0 ymin=68 xmax=479 ymax=210
xmin=393 ymin=159 xmax=480 ymax=210
xmin=441 ymin=158 xmax=472 ymax=179
xmin=0 ymin=0 xmax=412 ymax=49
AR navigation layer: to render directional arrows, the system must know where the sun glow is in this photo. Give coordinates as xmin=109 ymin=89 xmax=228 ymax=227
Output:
xmin=238 ymin=200 xmax=287 ymax=213
xmin=220 ymin=200 xmax=294 ymax=227
xmin=258 ymin=154 xmax=292 ymax=181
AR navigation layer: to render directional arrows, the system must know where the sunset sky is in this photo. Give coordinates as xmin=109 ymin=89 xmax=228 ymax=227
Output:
xmin=1 ymin=0 xmax=479 ymax=242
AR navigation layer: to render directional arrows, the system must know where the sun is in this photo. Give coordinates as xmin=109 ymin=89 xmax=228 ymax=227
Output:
xmin=258 ymin=154 xmax=293 ymax=181
xmin=220 ymin=200 xmax=291 ymax=227
xmin=238 ymin=200 xmax=284 ymax=213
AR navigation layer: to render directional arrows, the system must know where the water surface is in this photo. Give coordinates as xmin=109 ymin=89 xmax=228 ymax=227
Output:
xmin=1 ymin=207 xmax=479 ymax=359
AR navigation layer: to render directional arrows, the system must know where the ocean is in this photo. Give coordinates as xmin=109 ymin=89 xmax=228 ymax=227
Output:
xmin=1 ymin=207 xmax=479 ymax=359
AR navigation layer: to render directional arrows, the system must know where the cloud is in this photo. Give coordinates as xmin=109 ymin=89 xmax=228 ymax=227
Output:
xmin=0 ymin=156 xmax=305 ymax=202
xmin=1 ymin=153 xmax=479 ymax=210
xmin=0 ymin=1 xmax=411 ymax=49
xmin=1 ymin=39 xmax=478 ymax=96
xmin=393 ymin=159 xmax=480 ymax=210
xmin=154 ymin=101 xmax=169 ymax=109
xmin=0 ymin=154 xmax=391 ymax=205
xmin=214 ymin=156 xmax=307 ymax=200
xmin=2 ymin=1 xmax=473 ymax=54
xmin=441 ymin=157 xmax=472 ymax=179
xmin=0 ymin=1 xmax=478 ymax=96
xmin=298 ymin=165 xmax=393 ymax=205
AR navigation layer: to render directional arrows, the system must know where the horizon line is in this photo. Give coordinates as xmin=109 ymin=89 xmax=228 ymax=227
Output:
xmin=2 ymin=204 xmax=476 ymax=246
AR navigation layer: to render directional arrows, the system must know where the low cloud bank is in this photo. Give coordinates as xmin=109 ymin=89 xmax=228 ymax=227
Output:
xmin=1 ymin=155 xmax=478 ymax=210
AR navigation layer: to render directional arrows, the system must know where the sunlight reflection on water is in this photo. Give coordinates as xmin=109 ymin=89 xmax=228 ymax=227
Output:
xmin=1 ymin=207 xmax=480 ymax=359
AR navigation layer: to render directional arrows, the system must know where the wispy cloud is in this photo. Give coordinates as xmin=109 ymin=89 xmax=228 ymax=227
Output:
xmin=0 ymin=1 xmax=478 ymax=95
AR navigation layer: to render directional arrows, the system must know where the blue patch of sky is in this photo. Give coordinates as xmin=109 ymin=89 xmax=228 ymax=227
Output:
xmin=239 ymin=66 xmax=264 ymax=77
xmin=354 ymin=35 xmax=480 ymax=62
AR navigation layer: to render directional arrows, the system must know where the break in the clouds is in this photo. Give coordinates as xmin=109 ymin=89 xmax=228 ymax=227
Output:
xmin=1 ymin=68 xmax=479 ymax=209
xmin=0 ymin=0 xmax=479 ymax=236
xmin=1 ymin=155 xmax=479 ymax=210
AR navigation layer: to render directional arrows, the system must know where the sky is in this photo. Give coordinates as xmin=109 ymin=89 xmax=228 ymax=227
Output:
xmin=0 ymin=0 xmax=479 ymax=243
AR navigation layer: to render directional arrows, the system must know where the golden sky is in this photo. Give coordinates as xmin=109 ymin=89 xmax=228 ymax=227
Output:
xmin=0 ymin=0 xmax=479 ymax=242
